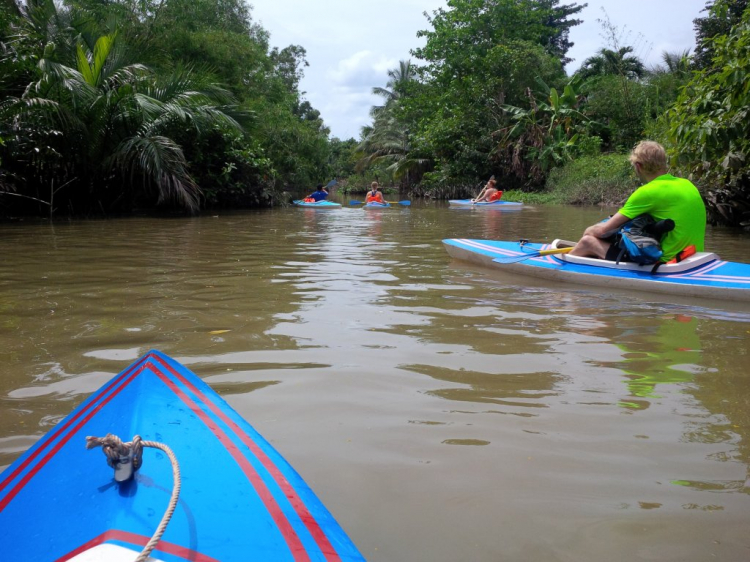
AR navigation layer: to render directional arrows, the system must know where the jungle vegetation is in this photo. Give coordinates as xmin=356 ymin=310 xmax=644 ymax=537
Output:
xmin=1 ymin=0 xmax=749 ymax=228
xmin=0 ymin=0 xmax=330 ymax=216
xmin=353 ymin=0 xmax=750 ymax=228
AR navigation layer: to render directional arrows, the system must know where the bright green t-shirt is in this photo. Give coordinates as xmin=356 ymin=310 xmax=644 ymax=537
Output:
xmin=619 ymin=174 xmax=706 ymax=261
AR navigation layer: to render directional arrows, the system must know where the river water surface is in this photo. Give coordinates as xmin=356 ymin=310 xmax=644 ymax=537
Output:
xmin=1 ymin=200 xmax=750 ymax=561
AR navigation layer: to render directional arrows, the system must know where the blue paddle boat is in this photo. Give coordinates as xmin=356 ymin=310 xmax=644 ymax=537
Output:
xmin=448 ymin=199 xmax=522 ymax=208
xmin=0 ymin=350 xmax=364 ymax=561
xmin=443 ymin=238 xmax=750 ymax=302
xmin=293 ymin=200 xmax=342 ymax=208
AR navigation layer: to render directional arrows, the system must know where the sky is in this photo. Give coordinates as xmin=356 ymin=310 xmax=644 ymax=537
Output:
xmin=249 ymin=0 xmax=710 ymax=140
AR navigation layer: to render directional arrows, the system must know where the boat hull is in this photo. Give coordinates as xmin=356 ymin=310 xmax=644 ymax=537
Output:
xmin=363 ymin=202 xmax=390 ymax=208
xmin=443 ymin=238 xmax=750 ymax=302
xmin=448 ymin=199 xmax=522 ymax=207
xmin=0 ymin=351 xmax=364 ymax=562
xmin=293 ymin=200 xmax=341 ymax=208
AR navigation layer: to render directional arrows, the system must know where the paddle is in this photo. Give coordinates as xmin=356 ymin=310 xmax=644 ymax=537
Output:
xmin=494 ymin=246 xmax=573 ymax=264
xmin=350 ymin=199 xmax=403 ymax=206
xmin=472 ymin=175 xmax=495 ymax=204
xmin=325 ymin=179 xmax=337 ymax=188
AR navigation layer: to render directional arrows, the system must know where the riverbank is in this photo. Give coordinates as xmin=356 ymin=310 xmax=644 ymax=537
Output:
xmin=502 ymin=153 xmax=639 ymax=207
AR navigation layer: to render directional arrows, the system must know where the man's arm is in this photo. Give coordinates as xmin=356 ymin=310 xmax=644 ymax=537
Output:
xmin=583 ymin=212 xmax=631 ymax=239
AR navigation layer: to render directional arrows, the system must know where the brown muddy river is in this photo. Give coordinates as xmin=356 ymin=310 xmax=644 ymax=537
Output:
xmin=1 ymin=200 xmax=750 ymax=561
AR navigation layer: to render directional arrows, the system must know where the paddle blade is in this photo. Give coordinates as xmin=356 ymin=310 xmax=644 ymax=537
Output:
xmin=349 ymin=200 xmax=362 ymax=205
xmin=325 ymin=179 xmax=338 ymax=188
xmin=398 ymin=200 xmax=411 ymax=206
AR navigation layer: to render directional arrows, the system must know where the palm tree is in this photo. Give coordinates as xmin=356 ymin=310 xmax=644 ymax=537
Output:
xmin=370 ymin=59 xmax=416 ymax=118
xmin=358 ymin=59 xmax=427 ymax=185
xmin=577 ymin=46 xmax=645 ymax=80
xmin=655 ymin=50 xmax=692 ymax=78
xmin=356 ymin=112 xmax=428 ymax=185
xmin=2 ymin=0 xmax=244 ymax=213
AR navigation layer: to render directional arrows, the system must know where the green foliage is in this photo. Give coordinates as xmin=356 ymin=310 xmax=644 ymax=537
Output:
xmin=545 ymin=153 xmax=639 ymax=205
xmin=581 ymin=75 xmax=650 ymax=151
xmin=499 ymin=189 xmax=558 ymax=205
xmin=184 ymin=129 xmax=277 ymax=207
xmin=496 ymin=75 xmax=594 ymax=184
xmin=2 ymin=19 xmax=245 ymax=212
xmin=406 ymin=39 xmax=567 ymax=190
xmin=328 ymin=137 xmax=358 ymax=179
xmin=251 ymin=99 xmax=330 ymax=190
xmin=693 ymin=0 xmax=749 ymax=69
xmin=645 ymin=50 xmax=694 ymax=117
xmin=669 ymin=5 xmax=750 ymax=227
xmin=370 ymin=59 xmax=415 ymax=118
xmin=0 ymin=0 xmax=332 ymax=216
xmin=357 ymin=59 xmax=429 ymax=187
xmin=354 ymin=0 xmax=585 ymax=195
xmin=414 ymin=0 xmax=585 ymax=73
xmin=577 ymin=46 xmax=646 ymax=80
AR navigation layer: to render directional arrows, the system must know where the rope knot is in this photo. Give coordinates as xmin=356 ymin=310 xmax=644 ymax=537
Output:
xmin=86 ymin=433 xmax=181 ymax=562
xmin=86 ymin=433 xmax=144 ymax=482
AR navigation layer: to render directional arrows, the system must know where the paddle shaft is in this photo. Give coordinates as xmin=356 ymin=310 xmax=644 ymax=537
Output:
xmin=496 ymin=246 xmax=573 ymax=264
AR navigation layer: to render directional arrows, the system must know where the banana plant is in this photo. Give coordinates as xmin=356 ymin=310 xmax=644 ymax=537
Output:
xmin=497 ymin=76 xmax=593 ymax=179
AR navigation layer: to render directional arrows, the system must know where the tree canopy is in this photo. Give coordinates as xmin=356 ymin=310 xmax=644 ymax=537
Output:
xmin=0 ymin=0 xmax=331 ymax=216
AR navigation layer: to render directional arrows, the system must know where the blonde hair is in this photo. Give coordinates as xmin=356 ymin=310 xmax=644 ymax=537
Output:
xmin=371 ymin=181 xmax=379 ymax=189
xmin=629 ymin=141 xmax=667 ymax=174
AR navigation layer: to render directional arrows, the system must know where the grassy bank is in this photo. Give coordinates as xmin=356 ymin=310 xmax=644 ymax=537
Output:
xmin=543 ymin=153 xmax=639 ymax=206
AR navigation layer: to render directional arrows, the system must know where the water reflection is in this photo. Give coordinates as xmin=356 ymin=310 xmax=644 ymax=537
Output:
xmin=584 ymin=314 xmax=708 ymax=411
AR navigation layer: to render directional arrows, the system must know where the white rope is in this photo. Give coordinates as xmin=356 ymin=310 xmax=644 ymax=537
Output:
xmin=86 ymin=434 xmax=181 ymax=562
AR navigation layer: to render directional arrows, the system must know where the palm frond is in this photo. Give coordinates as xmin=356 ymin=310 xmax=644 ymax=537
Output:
xmin=111 ymin=134 xmax=200 ymax=211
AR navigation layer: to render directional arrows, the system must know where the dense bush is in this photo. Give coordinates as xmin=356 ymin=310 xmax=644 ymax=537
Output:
xmin=544 ymin=153 xmax=639 ymax=205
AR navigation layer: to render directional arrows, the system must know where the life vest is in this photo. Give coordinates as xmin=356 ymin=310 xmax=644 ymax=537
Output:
xmin=488 ymin=190 xmax=503 ymax=202
xmin=366 ymin=192 xmax=383 ymax=203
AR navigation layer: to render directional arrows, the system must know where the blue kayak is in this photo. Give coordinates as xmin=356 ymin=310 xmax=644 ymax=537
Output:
xmin=448 ymin=199 xmax=522 ymax=207
xmin=293 ymin=200 xmax=342 ymax=208
xmin=363 ymin=201 xmax=390 ymax=209
xmin=443 ymin=238 xmax=750 ymax=302
xmin=0 ymin=351 xmax=364 ymax=562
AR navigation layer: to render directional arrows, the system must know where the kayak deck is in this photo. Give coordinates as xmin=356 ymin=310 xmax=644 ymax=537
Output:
xmin=0 ymin=351 xmax=364 ymax=562
xmin=292 ymin=200 xmax=341 ymax=208
xmin=448 ymin=199 xmax=522 ymax=207
xmin=443 ymin=238 xmax=750 ymax=302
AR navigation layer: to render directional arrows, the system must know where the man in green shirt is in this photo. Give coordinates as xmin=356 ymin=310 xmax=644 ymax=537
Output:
xmin=570 ymin=141 xmax=706 ymax=262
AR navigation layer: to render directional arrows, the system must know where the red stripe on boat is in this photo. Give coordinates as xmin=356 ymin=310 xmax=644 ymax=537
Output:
xmin=0 ymin=357 xmax=147 ymax=497
xmin=0 ymin=361 xmax=149 ymax=512
xmin=153 ymin=355 xmax=343 ymax=562
xmin=147 ymin=359 xmax=312 ymax=562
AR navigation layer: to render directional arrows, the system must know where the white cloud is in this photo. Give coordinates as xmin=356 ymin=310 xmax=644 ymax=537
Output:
xmin=327 ymin=51 xmax=398 ymax=88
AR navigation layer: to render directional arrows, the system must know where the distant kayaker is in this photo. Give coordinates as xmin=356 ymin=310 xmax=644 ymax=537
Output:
xmin=307 ymin=183 xmax=329 ymax=202
xmin=366 ymin=181 xmax=385 ymax=204
xmin=472 ymin=178 xmax=502 ymax=203
xmin=569 ymin=140 xmax=706 ymax=263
